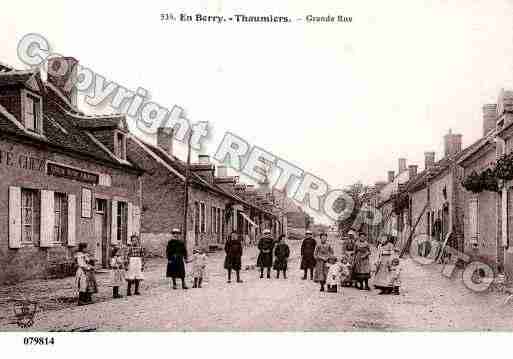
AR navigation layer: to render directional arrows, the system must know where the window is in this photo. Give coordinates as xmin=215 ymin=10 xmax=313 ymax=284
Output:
xmin=200 ymin=202 xmax=206 ymax=233
xmin=21 ymin=189 xmax=40 ymax=243
xmin=194 ymin=201 xmax=200 ymax=234
xmin=54 ymin=192 xmax=68 ymax=243
xmin=24 ymin=92 xmax=42 ymax=133
xmin=117 ymin=201 xmax=128 ymax=244
xmin=115 ymin=132 xmax=127 ymax=160
xmin=211 ymin=206 xmax=215 ymax=233
xmin=221 ymin=209 xmax=225 ymax=234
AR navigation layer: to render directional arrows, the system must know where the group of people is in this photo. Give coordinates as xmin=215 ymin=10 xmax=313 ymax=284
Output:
xmin=75 ymin=234 xmax=146 ymax=306
xmin=74 ymin=227 xmax=402 ymax=306
xmin=299 ymin=230 xmax=402 ymax=295
xmin=224 ymin=229 xmax=290 ymax=283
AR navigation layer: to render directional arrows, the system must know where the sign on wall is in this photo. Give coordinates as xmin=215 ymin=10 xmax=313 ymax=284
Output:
xmin=47 ymin=163 xmax=99 ymax=184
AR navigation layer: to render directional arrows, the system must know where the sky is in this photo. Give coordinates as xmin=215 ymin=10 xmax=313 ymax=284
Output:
xmin=2 ymin=0 xmax=513 ymax=224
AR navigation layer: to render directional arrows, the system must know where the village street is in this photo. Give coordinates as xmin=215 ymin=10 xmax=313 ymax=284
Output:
xmin=2 ymin=234 xmax=513 ymax=331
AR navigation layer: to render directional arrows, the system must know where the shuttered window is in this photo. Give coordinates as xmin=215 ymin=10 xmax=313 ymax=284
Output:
xmin=54 ymin=192 xmax=68 ymax=244
xmin=117 ymin=201 xmax=128 ymax=244
xmin=200 ymin=202 xmax=206 ymax=233
xmin=469 ymin=198 xmax=479 ymax=241
xmin=21 ymin=189 xmax=39 ymax=243
xmin=68 ymin=195 xmax=76 ymax=246
xmin=24 ymin=93 xmax=42 ymax=133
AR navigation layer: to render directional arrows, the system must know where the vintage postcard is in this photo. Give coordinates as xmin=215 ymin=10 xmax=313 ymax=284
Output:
xmin=1 ymin=0 xmax=513 ymax=356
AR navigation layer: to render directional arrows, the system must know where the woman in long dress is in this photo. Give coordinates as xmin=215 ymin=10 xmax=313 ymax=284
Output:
xmin=273 ymin=234 xmax=290 ymax=279
xmin=126 ymin=235 xmax=145 ymax=296
xmin=314 ymin=232 xmax=334 ymax=291
xmin=224 ymin=231 xmax=243 ymax=283
xmin=353 ymin=233 xmax=372 ymax=290
xmin=373 ymin=235 xmax=396 ymax=293
xmin=75 ymin=242 xmax=98 ymax=306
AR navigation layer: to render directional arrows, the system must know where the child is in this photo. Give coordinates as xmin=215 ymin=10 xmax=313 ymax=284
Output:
xmin=74 ymin=243 xmax=98 ymax=305
xmin=110 ymin=246 xmax=125 ymax=298
xmin=192 ymin=249 xmax=207 ymax=288
xmin=389 ymin=257 xmax=401 ymax=295
xmin=326 ymin=257 xmax=342 ymax=293
xmin=340 ymin=256 xmax=352 ymax=287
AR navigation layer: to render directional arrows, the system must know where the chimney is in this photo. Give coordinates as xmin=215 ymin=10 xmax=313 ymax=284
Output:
xmin=398 ymin=158 xmax=407 ymax=173
xmin=198 ymin=155 xmax=210 ymax=165
xmin=47 ymin=57 xmax=79 ymax=105
xmin=157 ymin=127 xmax=174 ymax=155
xmin=482 ymin=104 xmax=497 ymax=136
xmin=408 ymin=165 xmax=418 ymax=180
xmin=443 ymin=129 xmax=462 ymax=158
xmin=387 ymin=170 xmax=395 ymax=183
xmin=424 ymin=151 xmax=435 ymax=169
xmin=217 ymin=165 xmax=228 ymax=177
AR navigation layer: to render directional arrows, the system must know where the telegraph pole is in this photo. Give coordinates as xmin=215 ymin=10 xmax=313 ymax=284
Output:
xmin=183 ymin=130 xmax=193 ymax=245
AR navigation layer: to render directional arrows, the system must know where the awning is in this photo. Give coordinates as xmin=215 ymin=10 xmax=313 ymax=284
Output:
xmin=240 ymin=212 xmax=258 ymax=227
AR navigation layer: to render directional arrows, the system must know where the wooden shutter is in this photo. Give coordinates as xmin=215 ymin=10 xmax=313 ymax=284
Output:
xmin=111 ymin=200 xmax=118 ymax=244
xmin=40 ymin=190 xmax=55 ymax=247
xmin=133 ymin=205 xmax=141 ymax=236
xmin=127 ymin=202 xmax=134 ymax=238
xmin=469 ymin=198 xmax=479 ymax=241
xmin=8 ymin=186 xmax=22 ymax=249
xmin=67 ymin=194 xmax=76 ymax=246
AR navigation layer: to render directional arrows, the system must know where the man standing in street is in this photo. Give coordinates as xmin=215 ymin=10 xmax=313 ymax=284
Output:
xmin=300 ymin=230 xmax=317 ymax=280
xmin=166 ymin=228 xmax=189 ymax=290
xmin=257 ymin=229 xmax=275 ymax=279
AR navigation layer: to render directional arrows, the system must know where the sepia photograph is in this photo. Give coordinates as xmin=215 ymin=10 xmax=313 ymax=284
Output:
xmin=1 ymin=0 xmax=513 ymax=357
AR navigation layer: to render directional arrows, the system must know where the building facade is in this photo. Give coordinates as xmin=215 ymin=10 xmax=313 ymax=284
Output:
xmin=0 ymin=58 xmax=143 ymax=284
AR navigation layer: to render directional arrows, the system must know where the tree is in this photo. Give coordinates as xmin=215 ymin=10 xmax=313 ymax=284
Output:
xmin=334 ymin=181 xmax=371 ymax=234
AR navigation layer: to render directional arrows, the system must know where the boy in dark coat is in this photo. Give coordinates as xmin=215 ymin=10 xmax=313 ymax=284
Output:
xmin=273 ymin=234 xmax=290 ymax=279
xmin=224 ymin=231 xmax=243 ymax=283
xmin=166 ymin=228 xmax=189 ymax=290
xmin=300 ymin=230 xmax=317 ymax=280
xmin=257 ymin=229 xmax=275 ymax=279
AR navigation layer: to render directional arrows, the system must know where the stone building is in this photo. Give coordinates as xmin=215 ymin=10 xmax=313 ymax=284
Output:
xmin=0 ymin=58 xmax=143 ymax=284
xmin=127 ymin=129 xmax=279 ymax=256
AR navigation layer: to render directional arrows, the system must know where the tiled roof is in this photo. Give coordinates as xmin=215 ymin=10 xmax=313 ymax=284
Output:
xmin=0 ymin=69 xmax=140 ymax=172
xmin=139 ymin=140 xmax=276 ymax=217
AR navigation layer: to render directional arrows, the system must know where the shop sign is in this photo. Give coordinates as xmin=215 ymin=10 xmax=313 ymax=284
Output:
xmin=47 ymin=163 xmax=99 ymax=184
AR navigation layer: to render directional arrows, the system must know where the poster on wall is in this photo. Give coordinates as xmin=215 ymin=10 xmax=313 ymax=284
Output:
xmin=81 ymin=187 xmax=93 ymax=219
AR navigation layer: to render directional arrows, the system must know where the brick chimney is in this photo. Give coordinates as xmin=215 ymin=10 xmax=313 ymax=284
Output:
xmin=47 ymin=57 xmax=78 ymax=105
xmin=482 ymin=104 xmax=497 ymax=136
xmin=157 ymin=127 xmax=174 ymax=155
xmin=398 ymin=158 xmax=407 ymax=173
xmin=387 ymin=170 xmax=395 ymax=183
xmin=217 ymin=165 xmax=228 ymax=177
xmin=497 ymin=90 xmax=513 ymax=127
xmin=424 ymin=152 xmax=435 ymax=169
xmin=408 ymin=165 xmax=418 ymax=180
xmin=443 ymin=129 xmax=462 ymax=158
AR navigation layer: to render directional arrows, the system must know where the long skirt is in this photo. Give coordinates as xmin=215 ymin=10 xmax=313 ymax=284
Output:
xmin=257 ymin=252 xmax=273 ymax=268
xmin=300 ymin=255 xmax=316 ymax=270
xmin=373 ymin=255 xmax=392 ymax=289
xmin=273 ymin=257 xmax=288 ymax=271
xmin=224 ymin=255 xmax=242 ymax=271
xmin=109 ymin=268 xmax=125 ymax=287
xmin=126 ymin=257 xmax=144 ymax=281
xmin=314 ymin=260 xmax=328 ymax=283
xmin=75 ymin=268 xmax=98 ymax=293
xmin=166 ymin=255 xmax=186 ymax=278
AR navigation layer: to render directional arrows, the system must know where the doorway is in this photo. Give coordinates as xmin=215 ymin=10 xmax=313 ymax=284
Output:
xmin=94 ymin=198 xmax=108 ymax=268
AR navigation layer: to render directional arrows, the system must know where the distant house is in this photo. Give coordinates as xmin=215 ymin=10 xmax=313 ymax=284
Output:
xmin=127 ymin=128 xmax=280 ymax=256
